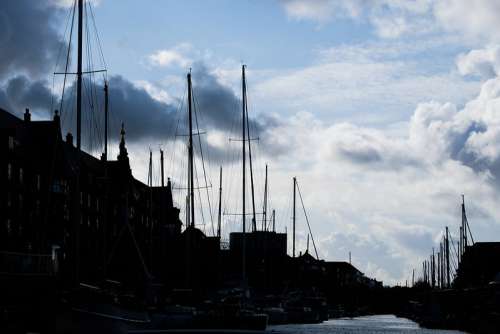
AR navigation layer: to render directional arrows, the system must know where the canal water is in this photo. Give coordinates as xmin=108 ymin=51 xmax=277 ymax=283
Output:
xmin=268 ymin=314 xmax=467 ymax=334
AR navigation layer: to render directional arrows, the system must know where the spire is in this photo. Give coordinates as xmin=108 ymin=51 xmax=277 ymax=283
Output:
xmin=118 ymin=122 xmax=129 ymax=162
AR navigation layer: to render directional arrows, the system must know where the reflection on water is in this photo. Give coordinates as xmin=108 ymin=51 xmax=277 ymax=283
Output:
xmin=269 ymin=314 xmax=468 ymax=334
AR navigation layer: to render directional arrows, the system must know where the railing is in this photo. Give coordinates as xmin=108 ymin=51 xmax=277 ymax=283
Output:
xmin=0 ymin=251 xmax=56 ymax=276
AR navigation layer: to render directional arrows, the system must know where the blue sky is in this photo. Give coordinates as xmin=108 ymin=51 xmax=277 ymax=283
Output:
xmin=4 ymin=0 xmax=500 ymax=285
xmin=89 ymin=0 xmax=481 ymax=128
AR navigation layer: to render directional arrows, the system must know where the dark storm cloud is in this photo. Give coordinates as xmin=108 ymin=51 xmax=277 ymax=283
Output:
xmin=105 ymin=76 xmax=177 ymax=141
xmin=0 ymin=76 xmax=55 ymax=116
xmin=0 ymin=1 xmax=279 ymax=154
xmin=192 ymin=63 xmax=266 ymax=135
xmin=0 ymin=0 xmax=65 ymax=79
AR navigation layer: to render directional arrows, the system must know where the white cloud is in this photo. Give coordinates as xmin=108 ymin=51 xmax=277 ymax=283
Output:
xmin=434 ymin=0 xmax=500 ymax=43
xmin=279 ymin=0 xmax=434 ymax=38
xmin=252 ymin=41 xmax=479 ymax=126
xmin=133 ymin=80 xmax=174 ymax=104
xmin=148 ymin=43 xmax=193 ymax=68
xmin=457 ymin=45 xmax=500 ymax=78
xmin=125 ymin=50 xmax=500 ymax=284
xmin=279 ymin=0 xmax=500 ymax=42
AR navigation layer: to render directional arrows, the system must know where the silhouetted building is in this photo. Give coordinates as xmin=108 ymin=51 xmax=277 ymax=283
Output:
xmin=0 ymin=107 xmax=182 ymax=295
xmin=454 ymin=242 xmax=500 ymax=288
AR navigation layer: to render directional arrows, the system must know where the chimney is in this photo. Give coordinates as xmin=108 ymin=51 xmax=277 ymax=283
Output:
xmin=66 ymin=132 xmax=74 ymax=146
xmin=53 ymin=109 xmax=60 ymax=124
xmin=24 ymin=108 xmax=31 ymax=122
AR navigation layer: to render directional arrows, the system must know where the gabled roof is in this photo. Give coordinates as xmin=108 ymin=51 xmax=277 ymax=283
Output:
xmin=0 ymin=108 xmax=22 ymax=128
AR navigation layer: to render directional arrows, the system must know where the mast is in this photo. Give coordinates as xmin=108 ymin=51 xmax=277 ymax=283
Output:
xmin=462 ymin=195 xmax=467 ymax=253
xmin=77 ymin=0 xmax=83 ymax=150
xmin=459 ymin=225 xmax=463 ymax=263
xmin=103 ymin=81 xmax=108 ymax=161
xmin=272 ymin=209 xmax=276 ymax=232
xmin=187 ymin=72 xmax=195 ymax=228
xmin=244 ymin=72 xmax=257 ymax=232
xmin=263 ymin=164 xmax=268 ymax=231
xmin=160 ymin=149 xmax=165 ymax=187
xmin=217 ymin=166 xmax=222 ymax=238
xmin=292 ymin=176 xmax=296 ymax=258
xmin=148 ymin=150 xmax=153 ymax=270
xmin=446 ymin=226 xmax=450 ymax=288
xmin=432 ymin=248 xmax=436 ymax=288
xmin=241 ymin=65 xmax=247 ymax=284
xmin=148 ymin=150 xmax=153 ymax=187
xmin=73 ymin=0 xmax=84 ymax=287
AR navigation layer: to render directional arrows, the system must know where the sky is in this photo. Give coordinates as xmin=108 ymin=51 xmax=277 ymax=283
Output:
xmin=3 ymin=0 xmax=500 ymax=285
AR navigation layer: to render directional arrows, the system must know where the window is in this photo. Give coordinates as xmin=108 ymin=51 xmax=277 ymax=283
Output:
xmin=19 ymin=168 xmax=23 ymax=184
xmin=36 ymin=175 xmax=41 ymax=191
xmin=8 ymin=136 xmax=14 ymax=150
xmin=87 ymin=194 xmax=91 ymax=208
xmin=19 ymin=194 xmax=23 ymax=209
xmin=7 ymin=163 xmax=12 ymax=180
xmin=7 ymin=192 xmax=11 ymax=207
xmin=6 ymin=219 xmax=11 ymax=236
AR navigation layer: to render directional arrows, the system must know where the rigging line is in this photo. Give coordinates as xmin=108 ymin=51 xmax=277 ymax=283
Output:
xmin=245 ymin=81 xmax=257 ymax=231
xmin=192 ymin=90 xmax=215 ymax=236
xmin=52 ymin=0 xmax=74 ymax=113
xmin=192 ymin=88 xmax=217 ymax=225
xmin=296 ymin=180 xmax=319 ymax=260
xmin=87 ymin=1 xmax=108 ymax=73
xmin=194 ymin=159 xmax=206 ymax=228
xmin=221 ymin=97 xmax=239 ymax=206
xmin=53 ymin=0 xmax=75 ymax=73
xmin=169 ymin=87 xmax=187 ymax=172
xmin=59 ymin=0 xmax=77 ymax=117
xmin=448 ymin=234 xmax=459 ymax=263
xmin=464 ymin=215 xmax=475 ymax=245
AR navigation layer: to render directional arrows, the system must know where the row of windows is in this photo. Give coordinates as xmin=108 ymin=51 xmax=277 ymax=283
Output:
xmin=80 ymin=192 xmax=100 ymax=210
xmin=5 ymin=192 xmax=40 ymax=213
xmin=6 ymin=163 xmax=41 ymax=190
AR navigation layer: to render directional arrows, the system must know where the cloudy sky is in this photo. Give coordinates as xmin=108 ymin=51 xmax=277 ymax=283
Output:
xmin=3 ymin=0 xmax=500 ymax=285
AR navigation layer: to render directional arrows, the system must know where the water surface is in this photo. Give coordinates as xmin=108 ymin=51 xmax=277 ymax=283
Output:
xmin=269 ymin=314 xmax=467 ymax=334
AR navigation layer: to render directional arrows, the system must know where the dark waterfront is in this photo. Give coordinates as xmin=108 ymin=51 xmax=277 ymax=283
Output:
xmin=269 ymin=315 xmax=467 ymax=334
